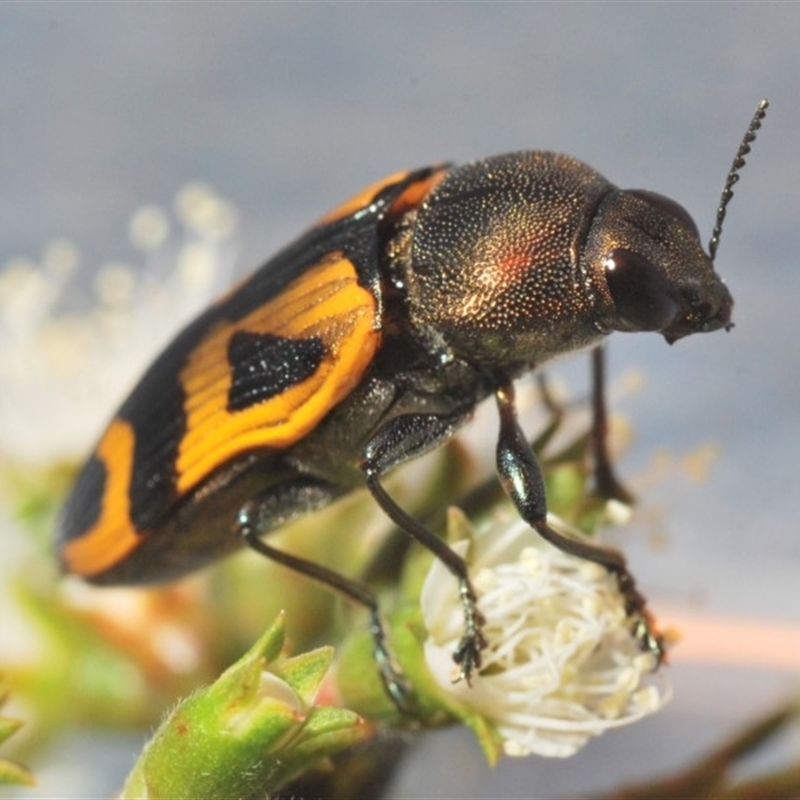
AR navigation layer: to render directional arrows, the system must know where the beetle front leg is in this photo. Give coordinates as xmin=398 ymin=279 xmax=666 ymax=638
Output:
xmin=495 ymin=381 xmax=664 ymax=661
xmin=362 ymin=412 xmax=488 ymax=684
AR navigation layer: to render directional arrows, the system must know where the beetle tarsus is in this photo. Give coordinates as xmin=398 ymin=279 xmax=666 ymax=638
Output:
xmin=603 ymin=558 xmax=665 ymax=663
xmin=367 ymin=608 xmax=415 ymax=712
xmin=451 ymin=578 xmax=488 ymax=684
xmin=631 ymin=613 xmax=666 ymax=665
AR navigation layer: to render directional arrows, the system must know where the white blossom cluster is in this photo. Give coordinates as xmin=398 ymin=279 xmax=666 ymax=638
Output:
xmin=422 ymin=512 xmax=670 ymax=758
xmin=0 ymin=183 xmax=239 ymax=461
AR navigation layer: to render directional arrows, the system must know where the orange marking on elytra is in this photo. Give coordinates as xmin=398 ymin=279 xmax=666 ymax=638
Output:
xmin=62 ymin=419 xmax=145 ymax=577
xmin=175 ymin=254 xmax=380 ymax=495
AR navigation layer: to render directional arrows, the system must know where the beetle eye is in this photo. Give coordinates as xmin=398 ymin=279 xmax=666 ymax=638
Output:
xmin=604 ymin=248 xmax=679 ymax=331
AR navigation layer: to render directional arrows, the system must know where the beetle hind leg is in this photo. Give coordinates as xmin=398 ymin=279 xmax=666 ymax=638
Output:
xmin=236 ymin=479 xmax=412 ymax=710
xmin=362 ymin=411 xmax=488 ymax=684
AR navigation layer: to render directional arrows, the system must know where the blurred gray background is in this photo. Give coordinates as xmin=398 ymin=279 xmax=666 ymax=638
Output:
xmin=2 ymin=4 xmax=798 ymax=798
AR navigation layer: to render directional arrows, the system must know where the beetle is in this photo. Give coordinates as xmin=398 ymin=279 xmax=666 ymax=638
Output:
xmin=58 ymin=101 xmax=767 ymax=705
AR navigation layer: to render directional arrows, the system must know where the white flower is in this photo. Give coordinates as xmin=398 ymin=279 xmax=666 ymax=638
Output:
xmin=421 ymin=511 xmax=670 ymax=758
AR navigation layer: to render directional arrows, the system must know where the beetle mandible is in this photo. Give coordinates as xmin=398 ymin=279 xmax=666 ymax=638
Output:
xmin=58 ymin=100 xmax=768 ymax=706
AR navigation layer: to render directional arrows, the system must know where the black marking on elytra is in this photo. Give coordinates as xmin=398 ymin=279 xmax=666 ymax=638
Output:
xmin=58 ymin=454 xmax=105 ymax=543
xmin=126 ymin=380 xmax=187 ymax=532
xmin=227 ymin=331 xmax=326 ymax=412
xmin=115 ymin=317 xmax=193 ymax=532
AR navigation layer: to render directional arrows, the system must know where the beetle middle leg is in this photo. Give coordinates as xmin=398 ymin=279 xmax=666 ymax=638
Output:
xmin=537 ymin=347 xmax=635 ymax=504
xmin=362 ymin=411 xmax=488 ymax=684
xmin=591 ymin=344 xmax=635 ymax=504
xmin=236 ymin=477 xmax=412 ymax=709
xmin=495 ymin=380 xmax=663 ymax=661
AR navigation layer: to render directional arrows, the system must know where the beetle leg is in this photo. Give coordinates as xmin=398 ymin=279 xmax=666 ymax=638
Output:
xmin=362 ymin=412 xmax=488 ymax=684
xmin=495 ymin=380 xmax=664 ymax=662
xmin=236 ymin=481 xmax=412 ymax=711
xmin=536 ymin=371 xmax=565 ymax=421
xmin=591 ymin=345 xmax=635 ymax=504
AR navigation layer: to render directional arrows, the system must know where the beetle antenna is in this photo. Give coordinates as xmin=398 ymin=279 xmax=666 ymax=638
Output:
xmin=708 ymin=98 xmax=769 ymax=261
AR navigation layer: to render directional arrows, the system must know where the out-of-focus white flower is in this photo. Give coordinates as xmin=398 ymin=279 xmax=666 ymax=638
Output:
xmin=0 ymin=184 xmax=239 ymax=461
xmin=421 ymin=511 xmax=670 ymax=758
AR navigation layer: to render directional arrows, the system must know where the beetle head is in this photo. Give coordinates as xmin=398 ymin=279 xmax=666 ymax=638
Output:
xmin=588 ymin=97 xmax=768 ymax=346
xmin=585 ymin=188 xmax=733 ymax=344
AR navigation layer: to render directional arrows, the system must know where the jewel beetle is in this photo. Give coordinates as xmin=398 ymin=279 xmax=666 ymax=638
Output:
xmin=58 ymin=100 xmax=767 ymax=704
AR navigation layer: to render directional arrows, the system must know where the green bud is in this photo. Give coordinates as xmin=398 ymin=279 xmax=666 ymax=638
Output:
xmin=121 ymin=613 xmax=366 ymax=800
